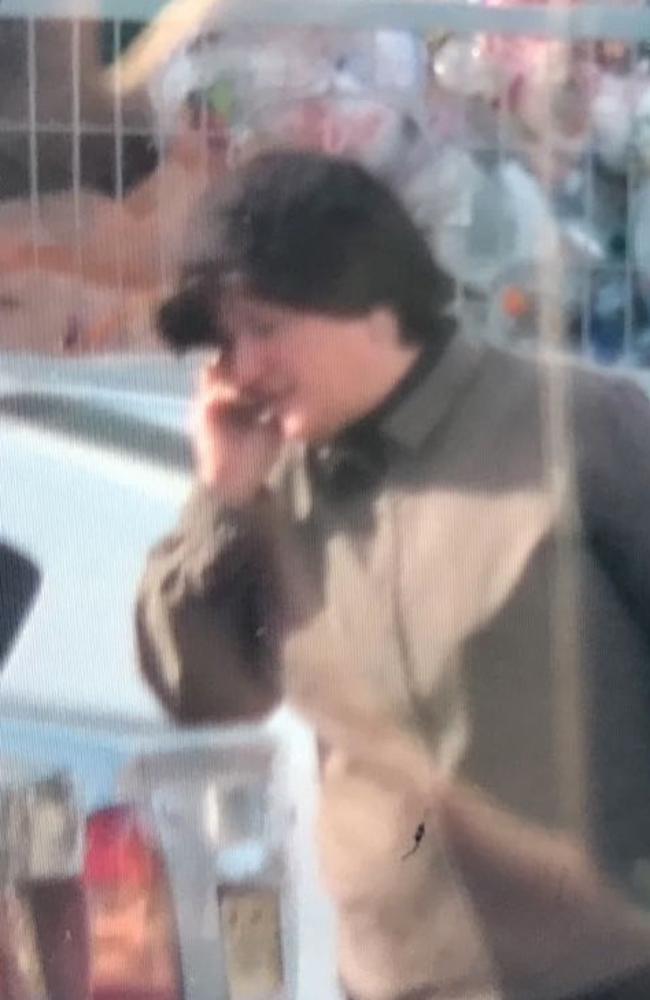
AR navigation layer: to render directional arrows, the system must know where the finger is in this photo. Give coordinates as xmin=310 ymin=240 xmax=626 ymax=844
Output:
xmin=198 ymin=382 xmax=241 ymax=418
xmin=190 ymin=383 xmax=232 ymax=439
xmin=198 ymin=355 xmax=225 ymax=393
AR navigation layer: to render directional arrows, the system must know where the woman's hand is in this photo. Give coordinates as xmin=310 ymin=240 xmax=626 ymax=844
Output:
xmin=192 ymin=358 xmax=283 ymax=506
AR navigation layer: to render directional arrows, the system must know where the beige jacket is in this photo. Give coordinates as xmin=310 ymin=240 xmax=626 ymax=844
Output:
xmin=136 ymin=334 xmax=650 ymax=999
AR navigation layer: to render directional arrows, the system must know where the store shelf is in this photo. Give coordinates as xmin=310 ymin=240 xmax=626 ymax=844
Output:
xmin=2 ymin=0 xmax=650 ymax=43
xmin=2 ymin=0 xmax=650 ymax=366
xmin=222 ymin=1 xmax=650 ymax=41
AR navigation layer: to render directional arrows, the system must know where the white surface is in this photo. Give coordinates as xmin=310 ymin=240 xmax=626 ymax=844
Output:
xmin=268 ymin=706 xmax=345 ymax=1000
xmin=0 ymin=416 xmax=190 ymax=721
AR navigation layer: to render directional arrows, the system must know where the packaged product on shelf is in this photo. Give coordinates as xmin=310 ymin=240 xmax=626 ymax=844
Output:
xmin=428 ymin=157 xmax=557 ymax=293
xmin=585 ymin=270 xmax=628 ymax=364
xmin=139 ymin=12 xmax=650 ymax=366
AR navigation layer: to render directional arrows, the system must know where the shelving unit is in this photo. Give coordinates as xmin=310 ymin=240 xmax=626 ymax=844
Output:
xmin=2 ymin=0 xmax=650 ymax=366
xmin=1 ymin=1 xmax=650 ymax=38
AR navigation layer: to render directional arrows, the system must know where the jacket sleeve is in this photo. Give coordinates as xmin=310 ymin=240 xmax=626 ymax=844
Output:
xmin=135 ymin=485 xmax=283 ymax=725
xmin=575 ymin=373 xmax=650 ymax=644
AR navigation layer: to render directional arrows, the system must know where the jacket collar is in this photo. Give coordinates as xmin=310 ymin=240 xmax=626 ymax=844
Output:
xmin=291 ymin=332 xmax=486 ymax=516
xmin=378 ymin=332 xmax=486 ymax=453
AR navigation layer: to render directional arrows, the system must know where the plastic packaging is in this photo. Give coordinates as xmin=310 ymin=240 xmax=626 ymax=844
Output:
xmin=431 ymin=35 xmax=499 ymax=101
xmin=586 ymin=272 xmax=628 ymax=364
xmin=425 ymin=156 xmax=556 ymax=293
xmin=143 ymin=19 xmax=650 ymax=367
xmin=487 ymin=259 xmax=583 ymax=349
xmin=592 ymin=72 xmax=636 ymax=174
xmin=149 ymin=26 xmax=427 ymax=149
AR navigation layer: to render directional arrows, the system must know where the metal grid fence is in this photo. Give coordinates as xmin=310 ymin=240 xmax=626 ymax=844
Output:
xmin=2 ymin=3 xmax=650 ymax=366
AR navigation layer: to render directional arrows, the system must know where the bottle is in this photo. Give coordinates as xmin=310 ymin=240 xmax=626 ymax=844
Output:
xmin=586 ymin=274 xmax=627 ymax=365
xmin=433 ymin=159 xmax=554 ymax=295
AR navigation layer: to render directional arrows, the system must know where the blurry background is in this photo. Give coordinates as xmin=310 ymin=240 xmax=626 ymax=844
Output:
xmin=0 ymin=9 xmax=160 ymax=354
xmin=3 ymin=1 xmax=650 ymax=368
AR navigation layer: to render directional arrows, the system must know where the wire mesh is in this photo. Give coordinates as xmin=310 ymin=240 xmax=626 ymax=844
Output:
xmin=1 ymin=4 xmax=650 ymax=366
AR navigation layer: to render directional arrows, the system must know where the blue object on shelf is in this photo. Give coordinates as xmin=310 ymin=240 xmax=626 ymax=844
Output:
xmin=587 ymin=277 xmax=627 ymax=364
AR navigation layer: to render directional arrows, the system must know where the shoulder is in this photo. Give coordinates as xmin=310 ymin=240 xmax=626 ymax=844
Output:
xmin=557 ymin=358 xmax=650 ymax=468
xmin=567 ymin=364 xmax=650 ymax=516
xmin=569 ymin=361 xmax=650 ymax=427
xmin=478 ymin=342 xmax=650 ymax=430
xmin=457 ymin=343 xmax=650 ymax=480
xmin=494 ymin=349 xmax=650 ymax=506
xmin=455 ymin=341 xmax=547 ymax=435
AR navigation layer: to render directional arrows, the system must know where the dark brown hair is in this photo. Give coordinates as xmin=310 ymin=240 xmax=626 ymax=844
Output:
xmin=157 ymin=150 xmax=456 ymax=352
